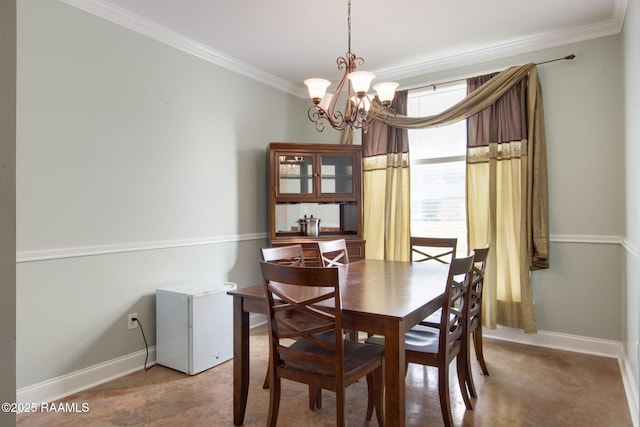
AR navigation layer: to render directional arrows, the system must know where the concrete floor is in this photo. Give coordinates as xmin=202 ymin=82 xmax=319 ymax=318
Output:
xmin=18 ymin=325 xmax=633 ymax=426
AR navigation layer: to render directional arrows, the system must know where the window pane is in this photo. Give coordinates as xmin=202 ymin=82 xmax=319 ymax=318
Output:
xmin=408 ymin=83 xmax=468 ymax=256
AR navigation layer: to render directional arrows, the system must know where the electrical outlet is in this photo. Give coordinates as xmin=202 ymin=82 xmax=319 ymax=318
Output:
xmin=128 ymin=313 xmax=138 ymax=330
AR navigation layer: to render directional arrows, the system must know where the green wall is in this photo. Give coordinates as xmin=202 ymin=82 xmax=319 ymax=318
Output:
xmin=1 ymin=1 xmax=17 ymax=425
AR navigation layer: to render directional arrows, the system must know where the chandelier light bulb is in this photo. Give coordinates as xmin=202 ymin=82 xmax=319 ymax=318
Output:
xmin=304 ymin=78 xmax=331 ymax=104
xmin=373 ymin=82 xmax=399 ymax=106
xmin=347 ymin=71 xmax=375 ymax=96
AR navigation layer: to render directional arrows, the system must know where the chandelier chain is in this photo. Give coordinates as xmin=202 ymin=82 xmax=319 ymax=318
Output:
xmin=347 ymin=0 xmax=351 ymax=54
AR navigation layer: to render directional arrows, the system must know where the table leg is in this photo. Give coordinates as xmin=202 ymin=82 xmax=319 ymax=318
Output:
xmin=384 ymin=321 xmax=406 ymax=427
xmin=233 ymin=296 xmax=249 ymax=426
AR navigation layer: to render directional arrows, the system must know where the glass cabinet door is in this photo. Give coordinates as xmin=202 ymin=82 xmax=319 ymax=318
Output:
xmin=319 ymin=154 xmax=354 ymax=196
xmin=277 ymin=155 xmax=314 ymax=194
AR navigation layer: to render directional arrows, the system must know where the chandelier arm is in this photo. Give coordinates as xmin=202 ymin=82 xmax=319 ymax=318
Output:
xmin=307 ymin=105 xmax=349 ymax=132
xmin=323 ymin=56 xmax=355 ymax=121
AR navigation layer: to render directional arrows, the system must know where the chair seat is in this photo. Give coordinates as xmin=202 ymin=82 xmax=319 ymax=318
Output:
xmin=366 ymin=325 xmax=452 ymax=355
xmin=285 ymin=337 xmax=384 ymax=379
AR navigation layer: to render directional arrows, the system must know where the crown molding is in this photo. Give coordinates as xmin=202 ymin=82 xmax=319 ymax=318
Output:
xmin=375 ymin=0 xmax=629 ymax=82
xmin=59 ymin=0 xmax=306 ymax=98
xmin=61 ymin=0 xmax=627 ymax=98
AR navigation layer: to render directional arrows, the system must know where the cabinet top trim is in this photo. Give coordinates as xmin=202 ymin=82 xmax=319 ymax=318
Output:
xmin=268 ymin=142 xmax=363 ymax=152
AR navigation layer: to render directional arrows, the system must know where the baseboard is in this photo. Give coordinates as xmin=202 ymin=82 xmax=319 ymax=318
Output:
xmin=16 ymin=347 xmax=156 ymax=406
xmin=620 ymin=355 xmax=640 ymax=427
xmin=484 ymin=325 xmax=638 ymax=427
xmin=483 ymin=325 xmax=625 ymax=358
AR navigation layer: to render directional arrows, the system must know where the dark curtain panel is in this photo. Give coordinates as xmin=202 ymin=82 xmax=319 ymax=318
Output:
xmin=362 ymin=91 xmax=410 ymax=260
xmin=363 ymin=91 xmax=409 ymax=157
xmin=468 ymin=73 xmax=526 ymax=146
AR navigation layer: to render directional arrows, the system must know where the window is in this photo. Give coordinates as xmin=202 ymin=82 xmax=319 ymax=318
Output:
xmin=408 ymin=83 xmax=468 ymax=256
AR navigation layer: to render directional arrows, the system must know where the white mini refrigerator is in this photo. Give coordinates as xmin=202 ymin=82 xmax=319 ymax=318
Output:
xmin=156 ymin=282 xmax=236 ymax=375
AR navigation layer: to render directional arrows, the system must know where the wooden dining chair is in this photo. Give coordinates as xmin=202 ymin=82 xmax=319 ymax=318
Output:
xmin=366 ymin=253 xmax=475 ymax=427
xmin=259 ymin=261 xmax=384 ymax=427
xmin=317 ymin=239 xmax=350 ymax=267
xmin=410 ymin=236 xmax=458 ymax=264
xmin=259 ymin=245 xmax=306 ymax=391
xmin=260 ymin=244 xmax=323 ymax=409
xmin=463 ymin=244 xmax=491 ymax=399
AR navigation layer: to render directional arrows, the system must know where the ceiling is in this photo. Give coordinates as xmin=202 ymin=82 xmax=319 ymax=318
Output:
xmin=62 ymin=0 xmax=627 ymax=97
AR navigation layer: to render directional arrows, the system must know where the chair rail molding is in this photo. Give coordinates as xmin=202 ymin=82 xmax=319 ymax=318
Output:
xmin=17 ymin=233 xmax=630 ymax=263
xmin=549 ymin=234 xmax=622 ymax=244
xmin=16 ymin=233 xmax=268 ymax=263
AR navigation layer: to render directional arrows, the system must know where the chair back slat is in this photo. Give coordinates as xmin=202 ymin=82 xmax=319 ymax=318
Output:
xmin=439 ymin=253 xmax=475 ymax=357
xmin=469 ymin=244 xmax=490 ymax=322
xmin=317 ymin=239 xmax=350 ymax=267
xmin=261 ymin=245 xmax=305 ymax=266
xmin=410 ymin=237 xmax=458 ymax=264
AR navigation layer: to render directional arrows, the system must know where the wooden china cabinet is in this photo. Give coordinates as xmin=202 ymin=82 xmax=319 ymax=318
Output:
xmin=267 ymin=142 xmax=365 ymax=266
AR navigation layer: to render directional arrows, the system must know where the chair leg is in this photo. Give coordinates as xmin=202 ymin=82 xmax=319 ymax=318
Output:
xmin=463 ymin=334 xmax=478 ymax=399
xmin=456 ymin=353 xmax=474 ymax=410
xmin=464 ymin=359 xmax=478 ymax=399
xmin=267 ymin=375 xmax=281 ymax=427
xmin=308 ymin=386 xmax=322 ymax=410
xmin=473 ymin=328 xmax=489 ymax=375
xmin=365 ymin=372 xmax=374 ymax=420
xmin=365 ymin=367 xmax=385 ymax=424
xmin=262 ymin=367 xmax=270 ymax=389
xmin=336 ymin=388 xmax=346 ymax=427
xmin=374 ymin=365 xmax=384 ymax=426
xmin=438 ymin=365 xmax=454 ymax=427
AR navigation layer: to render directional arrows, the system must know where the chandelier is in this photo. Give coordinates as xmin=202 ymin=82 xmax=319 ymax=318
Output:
xmin=304 ymin=0 xmax=398 ymax=133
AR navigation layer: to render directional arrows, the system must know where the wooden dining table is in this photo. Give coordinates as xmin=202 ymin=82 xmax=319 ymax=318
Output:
xmin=227 ymin=258 xmax=450 ymax=427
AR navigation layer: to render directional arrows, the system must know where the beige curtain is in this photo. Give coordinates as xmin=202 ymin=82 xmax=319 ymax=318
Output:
xmin=466 ymin=74 xmax=537 ymax=332
xmin=362 ymin=91 xmax=410 ymax=261
xmin=371 ymin=64 xmax=549 ymax=333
